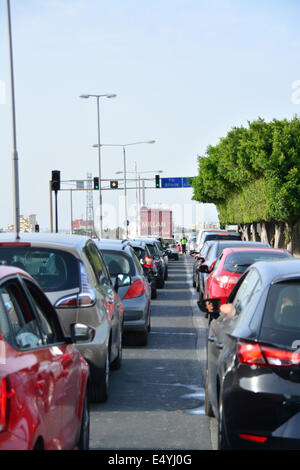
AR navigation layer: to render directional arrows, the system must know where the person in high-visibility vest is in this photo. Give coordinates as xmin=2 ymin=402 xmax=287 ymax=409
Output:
xmin=180 ymin=235 xmax=187 ymax=254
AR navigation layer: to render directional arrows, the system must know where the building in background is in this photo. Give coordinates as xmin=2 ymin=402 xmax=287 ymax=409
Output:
xmin=6 ymin=214 xmax=37 ymax=233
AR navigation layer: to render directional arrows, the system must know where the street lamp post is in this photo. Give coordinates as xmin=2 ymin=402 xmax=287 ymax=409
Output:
xmin=94 ymin=141 xmax=155 ymax=238
xmin=6 ymin=0 xmax=20 ymax=240
xmin=80 ymin=93 xmax=116 ymax=238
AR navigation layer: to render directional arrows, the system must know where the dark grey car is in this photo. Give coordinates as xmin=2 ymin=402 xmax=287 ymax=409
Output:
xmin=97 ymin=240 xmax=151 ymax=346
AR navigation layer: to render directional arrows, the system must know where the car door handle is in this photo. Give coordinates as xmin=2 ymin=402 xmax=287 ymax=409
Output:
xmin=208 ymin=335 xmax=215 ymax=343
xmin=216 ymin=342 xmax=224 ymax=350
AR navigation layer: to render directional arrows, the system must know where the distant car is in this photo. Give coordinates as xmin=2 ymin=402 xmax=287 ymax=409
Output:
xmin=138 ymin=238 xmax=167 ymax=288
xmin=187 ymin=235 xmax=197 ymax=254
xmin=197 ymin=240 xmax=270 ymax=302
xmin=192 ymin=240 xmax=216 ymax=291
xmin=204 ymin=258 xmax=300 ymax=449
xmin=0 ymin=265 xmax=92 ymax=450
xmin=129 ymin=239 xmax=159 ymax=299
xmin=203 ymin=247 xmax=293 ymax=307
xmin=0 ymin=233 xmax=123 ymax=403
xmin=195 ymin=230 xmax=242 ymax=253
xmin=163 ymin=237 xmax=179 ymax=261
xmin=97 ymin=239 xmax=151 ymax=346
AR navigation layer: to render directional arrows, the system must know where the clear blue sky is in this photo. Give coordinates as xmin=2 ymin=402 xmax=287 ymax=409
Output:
xmin=0 ymin=0 xmax=299 ymax=231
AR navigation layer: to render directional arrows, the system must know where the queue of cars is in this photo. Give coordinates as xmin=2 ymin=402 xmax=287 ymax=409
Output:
xmin=193 ymin=229 xmax=300 ymax=449
xmin=0 ymin=231 xmax=175 ymax=449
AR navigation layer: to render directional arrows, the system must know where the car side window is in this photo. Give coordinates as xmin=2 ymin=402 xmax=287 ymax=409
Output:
xmin=129 ymin=247 xmax=144 ymax=275
xmin=22 ymin=279 xmax=65 ymax=345
xmin=232 ymin=269 xmax=262 ymax=317
xmin=0 ymin=281 xmax=43 ymax=349
xmin=85 ymin=242 xmax=104 ymax=284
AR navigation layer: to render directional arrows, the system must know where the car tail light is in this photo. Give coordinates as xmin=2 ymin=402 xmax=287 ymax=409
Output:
xmin=0 ymin=242 xmax=31 ymax=247
xmin=0 ymin=378 xmax=14 ymax=433
xmin=214 ymin=275 xmax=239 ymax=288
xmin=237 ymin=341 xmax=300 ymax=368
xmin=0 ymin=379 xmax=7 ymax=432
xmin=55 ymin=263 xmax=95 ymax=308
xmin=171 ymin=244 xmax=177 ymax=248
xmin=143 ymin=256 xmax=153 ymax=269
xmin=239 ymin=433 xmax=268 ymax=444
xmin=124 ymin=279 xmax=145 ymax=299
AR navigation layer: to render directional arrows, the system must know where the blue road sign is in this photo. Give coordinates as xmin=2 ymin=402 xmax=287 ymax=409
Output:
xmin=161 ymin=177 xmax=194 ymax=188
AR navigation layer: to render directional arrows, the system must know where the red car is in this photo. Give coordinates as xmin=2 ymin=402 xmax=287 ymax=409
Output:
xmin=0 ymin=265 xmax=93 ymax=450
xmin=204 ymin=247 xmax=293 ymax=305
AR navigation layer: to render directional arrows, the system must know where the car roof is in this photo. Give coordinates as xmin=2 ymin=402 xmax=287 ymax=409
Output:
xmin=97 ymin=239 xmax=132 ymax=252
xmin=0 ymin=232 xmax=91 ymax=251
xmin=221 ymin=247 xmax=289 ymax=255
xmin=248 ymin=259 xmax=300 ymax=284
xmin=128 ymin=239 xmax=148 ymax=248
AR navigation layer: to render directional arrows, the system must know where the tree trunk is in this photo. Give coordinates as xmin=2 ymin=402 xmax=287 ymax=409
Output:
xmin=274 ymin=223 xmax=284 ymax=248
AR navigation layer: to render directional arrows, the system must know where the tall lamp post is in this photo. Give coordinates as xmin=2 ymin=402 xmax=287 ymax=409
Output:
xmin=80 ymin=93 xmax=116 ymax=238
xmin=6 ymin=0 xmax=20 ymax=240
xmin=93 ymin=141 xmax=155 ymax=238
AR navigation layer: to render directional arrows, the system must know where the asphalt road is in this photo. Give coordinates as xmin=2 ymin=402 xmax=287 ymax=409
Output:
xmin=90 ymin=253 xmax=216 ymax=451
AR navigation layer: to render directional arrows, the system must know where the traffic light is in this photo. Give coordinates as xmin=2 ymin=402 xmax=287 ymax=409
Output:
xmin=51 ymin=170 xmax=61 ymax=191
xmin=155 ymin=174 xmax=160 ymax=188
xmin=93 ymin=177 xmax=99 ymax=190
xmin=110 ymin=180 xmax=118 ymax=189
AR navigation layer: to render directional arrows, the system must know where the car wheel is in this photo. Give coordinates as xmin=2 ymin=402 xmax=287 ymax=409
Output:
xmin=135 ymin=329 xmax=148 ymax=346
xmin=192 ymin=276 xmax=196 ymax=288
xmin=164 ymin=268 xmax=168 ymax=281
xmin=204 ymin=367 xmax=214 ymax=417
xmin=111 ymin=328 xmax=123 ymax=370
xmin=218 ymin=398 xmax=230 ymax=450
xmin=175 ymin=254 xmax=179 ymax=261
xmin=91 ymin=350 xmax=110 ymax=403
xmin=151 ymin=287 xmax=157 ymax=299
xmin=196 ymin=274 xmax=200 ymax=292
xmin=77 ymin=390 xmax=90 ymax=450
xmin=157 ymin=277 xmax=165 ymax=288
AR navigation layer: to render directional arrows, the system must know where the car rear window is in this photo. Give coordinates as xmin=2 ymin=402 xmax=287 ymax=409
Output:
xmin=260 ymin=281 xmax=300 ymax=347
xmin=0 ymin=247 xmax=79 ymax=292
xmin=205 ymin=234 xmax=241 ymax=242
xmin=224 ymin=251 xmax=290 ymax=274
xmin=101 ymin=251 xmax=135 ymax=277
xmin=132 ymin=247 xmax=146 ymax=259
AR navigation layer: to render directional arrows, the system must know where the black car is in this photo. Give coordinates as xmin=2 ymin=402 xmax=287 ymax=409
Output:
xmin=203 ymin=258 xmax=300 ymax=449
xmin=138 ymin=238 xmax=167 ymax=288
xmin=192 ymin=241 xmax=215 ymax=291
xmin=198 ymin=240 xmax=270 ymax=301
xmin=129 ymin=239 xmax=159 ymax=299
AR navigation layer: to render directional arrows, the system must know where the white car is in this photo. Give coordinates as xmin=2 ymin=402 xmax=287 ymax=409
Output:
xmin=163 ymin=238 xmax=179 ymax=260
xmin=187 ymin=235 xmax=197 ymax=254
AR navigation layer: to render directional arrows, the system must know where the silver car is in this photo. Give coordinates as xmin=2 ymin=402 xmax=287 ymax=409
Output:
xmin=97 ymin=239 xmax=151 ymax=346
xmin=0 ymin=233 xmax=123 ymax=403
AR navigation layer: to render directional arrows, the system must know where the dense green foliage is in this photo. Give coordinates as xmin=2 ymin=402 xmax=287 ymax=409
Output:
xmin=192 ymin=116 xmax=300 ymax=226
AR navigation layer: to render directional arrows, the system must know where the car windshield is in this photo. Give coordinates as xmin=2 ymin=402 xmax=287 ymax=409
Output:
xmin=101 ymin=251 xmax=134 ymax=277
xmin=224 ymin=251 xmax=290 ymax=274
xmin=260 ymin=281 xmax=300 ymax=347
xmin=0 ymin=247 xmax=79 ymax=292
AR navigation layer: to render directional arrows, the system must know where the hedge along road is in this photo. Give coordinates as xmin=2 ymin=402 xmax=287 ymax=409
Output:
xmin=90 ymin=253 xmax=215 ymax=451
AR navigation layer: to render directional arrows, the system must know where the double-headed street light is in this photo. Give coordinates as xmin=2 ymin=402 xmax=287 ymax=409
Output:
xmin=80 ymin=93 xmax=117 ymax=238
xmin=93 ymin=140 xmax=155 ymax=238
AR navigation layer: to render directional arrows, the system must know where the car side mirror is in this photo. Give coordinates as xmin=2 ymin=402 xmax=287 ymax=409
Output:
xmin=70 ymin=323 xmax=95 ymax=343
xmin=140 ymin=258 xmax=144 ymax=266
xmin=114 ymin=273 xmax=131 ymax=291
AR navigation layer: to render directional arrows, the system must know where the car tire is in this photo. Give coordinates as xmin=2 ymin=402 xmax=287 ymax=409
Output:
xmin=111 ymin=328 xmax=123 ymax=370
xmin=77 ymin=390 xmax=90 ymax=450
xmin=204 ymin=367 xmax=214 ymax=417
xmin=175 ymin=254 xmax=179 ymax=261
xmin=91 ymin=350 xmax=110 ymax=403
xmin=157 ymin=277 xmax=165 ymax=288
xmin=151 ymin=287 xmax=157 ymax=299
xmin=164 ymin=268 xmax=168 ymax=281
xmin=218 ymin=398 xmax=230 ymax=450
xmin=135 ymin=329 xmax=148 ymax=346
